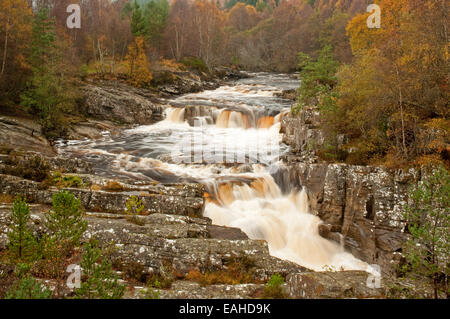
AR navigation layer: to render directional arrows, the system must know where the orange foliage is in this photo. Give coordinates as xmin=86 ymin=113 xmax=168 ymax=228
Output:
xmin=124 ymin=37 xmax=152 ymax=87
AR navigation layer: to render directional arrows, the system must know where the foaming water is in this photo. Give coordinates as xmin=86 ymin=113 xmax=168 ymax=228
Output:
xmin=204 ymin=174 xmax=368 ymax=271
xmin=57 ymin=73 xmax=368 ymax=272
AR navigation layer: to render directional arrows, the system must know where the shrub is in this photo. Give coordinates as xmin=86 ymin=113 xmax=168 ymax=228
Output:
xmin=125 ymin=196 xmax=146 ymax=226
xmin=49 ymin=172 xmax=84 ymax=188
xmin=262 ymin=274 xmax=285 ymax=299
xmin=74 ymin=240 xmax=125 ymax=299
xmin=4 ymin=154 xmax=50 ymax=182
xmin=180 ymin=57 xmax=209 ymax=74
xmin=6 ymin=276 xmax=51 ymax=299
xmin=185 ymin=257 xmax=258 ymax=286
xmin=0 ymin=194 xmax=14 ymax=203
xmin=141 ymin=287 xmax=160 ymax=299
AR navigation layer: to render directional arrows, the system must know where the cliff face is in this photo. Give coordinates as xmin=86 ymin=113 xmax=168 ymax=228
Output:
xmin=279 ymin=111 xmax=419 ymax=275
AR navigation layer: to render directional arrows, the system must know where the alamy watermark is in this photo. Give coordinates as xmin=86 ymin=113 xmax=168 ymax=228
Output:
xmin=66 ymin=264 xmax=81 ymax=289
xmin=367 ymin=4 xmax=381 ymax=29
xmin=366 ymin=264 xmax=382 ymax=288
xmin=66 ymin=4 xmax=81 ymax=29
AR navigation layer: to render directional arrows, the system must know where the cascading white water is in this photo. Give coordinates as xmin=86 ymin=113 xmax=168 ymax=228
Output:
xmin=57 ymin=72 xmax=369 ymax=272
xmin=204 ymin=173 xmax=368 ymax=272
xmin=165 ymin=107 xmax=186 ymax=123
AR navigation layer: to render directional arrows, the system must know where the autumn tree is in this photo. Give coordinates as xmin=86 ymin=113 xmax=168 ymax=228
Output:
xmin=337 ymin=0 xmax=449 ymax=165
xmin=0 ymin=0 xmax=32 ymax=105
xmin=124 ymin=36 xmax=152 ymax=87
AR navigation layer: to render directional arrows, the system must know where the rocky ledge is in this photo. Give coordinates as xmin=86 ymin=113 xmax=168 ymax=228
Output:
xmin=279 ymin=111 xmax=422 ymax=276
xmin=0 ymin=150 xmax=392 ymax=299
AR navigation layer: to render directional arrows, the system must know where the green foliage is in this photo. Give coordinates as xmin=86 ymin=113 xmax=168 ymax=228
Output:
xmin=6 ymin=276 xmax=51 ymax=299
xmin=141 ymin=287 xmax=160 ymax=299
xmin=294 ymin=45 xmax=338 ymax=112
xmin=401 ymin=165 xmax=450 ymax=298
xmin=51 ymin=172 xmax=84 ymax=188
xmin=293 ymin=45 xmax=342 ymax=160
xmin=125 ymin=196 xmax=145 ymax=226
xmin=20 ymin=7 xmax=75 ymax=138
xmin=44 ymin=191 xmax=87 ymax=249
xmin=74 ymin=240 xmax=125 ymax=299
xmin=7 ymin=197 xmax=39 ymax=263
xmin=123 ymin=0 xmax=169 ymax=48
xmin=144 ymin=0 xmax=169 ymax=48
xmin=262 ymin=273 xmax=285 ymax=299
xmin=123 ymin=1 xmax=147 ymax=38
xmin=125 ymin=196 xmax=144 ymax=216
xmin=180 ymin=57 xmax=209 ymax=74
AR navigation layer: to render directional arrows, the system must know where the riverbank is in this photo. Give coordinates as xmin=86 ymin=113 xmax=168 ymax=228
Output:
xmin=0 ymin=72 xmax=438 ymax=299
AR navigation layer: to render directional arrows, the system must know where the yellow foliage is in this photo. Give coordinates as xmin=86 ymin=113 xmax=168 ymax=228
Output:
xmin=123 ymin=37 xmax=152 ymax=87
xmin=160 ymin=59 xmax=184 ymax=71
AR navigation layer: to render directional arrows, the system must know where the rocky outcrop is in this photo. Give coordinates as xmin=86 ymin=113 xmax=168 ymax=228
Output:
xmin=287 ymin=271 xmax=386 ymax=298
xmin=274 ymin=89 xmax=297 ymax=101
xmin=154 ymin=67 xmax=248 ymax=96
xmin=157 ymin=71 xmax=220 ymax=96
xmin=82 ymin=81 xmax=165 ymax=125
xmin=0 ymin=174 xmax=205 ymax=217
xmin=129 ymin=281 xmax=264 ymax=299
xmin=0 ymin=151 xmax=93 ymax=175
xmin=0 ymin=202 xmax=306 ymax=287
xmin=0 ymin=116 xmax=55 ymax=157
xmin=279 ymin=109 xmax=419 ymax=275
xmin=280 ymin=107 xmax=324 ymax=163
xmin=274 ymin=162 xmax=415 ymax=276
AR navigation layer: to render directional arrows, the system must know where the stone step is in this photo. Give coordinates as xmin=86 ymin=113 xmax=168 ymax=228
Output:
xmin=0 ymin=174 xmax=205 ymax=217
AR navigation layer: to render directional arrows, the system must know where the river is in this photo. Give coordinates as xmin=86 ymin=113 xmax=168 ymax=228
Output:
xmin=57 ymin=72 xmax=368 ymax=272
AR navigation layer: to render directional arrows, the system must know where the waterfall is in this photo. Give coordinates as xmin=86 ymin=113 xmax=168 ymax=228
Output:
xmin=165 ymin=107 xmax=186 ymax=123
xmin=257 ymin=116 xmax=275 ymax=129
xmin=216 ymin=110 xmax=251 ymax=129
xmin=204 ymin=174 xmax=367 ymax=272
xmin=57 ymin=73 xmax=368 ymax=273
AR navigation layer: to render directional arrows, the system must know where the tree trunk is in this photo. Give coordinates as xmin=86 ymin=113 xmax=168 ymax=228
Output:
xmin=1 ymin=14 xmax=10 ymax=79
xmin=395 ymin=64 xmax=408 ymax=158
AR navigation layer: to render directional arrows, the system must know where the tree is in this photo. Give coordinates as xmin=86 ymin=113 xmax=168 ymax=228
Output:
xmin=74 ymin=240 xmax=125 ymax=299
xmin=20 ymin=7 xmax=76 ymax=138
xmin=295 ymin=45 xmax=338 ymax=111
xmin=401 ymin=165 xmax=449 ymax=299
xmin=6 ymin=276 xmax=52 ymax=299
xmin=7 ymin=197 xmax=39 ymax=263
xmin=123 ymin=36 xmax=152 ymax=87
xmin=144 ymin=0 xmax=169 ymax=50
xmin=0 ymin=0 xmax=32 ymax=105
xmin=123 ymin=0 xmax=148 ymax=38
xmin=333 ymin=0 xmax=449 ymax=165
xmin=44 ymin=190 xmax=87 ymax=250
xmin=294 ymin=45 xmax=341 ymax=159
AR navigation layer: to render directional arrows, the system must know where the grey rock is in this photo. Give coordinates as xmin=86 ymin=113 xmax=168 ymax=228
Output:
xmin=287 ymin=271 xmax=386 ymax=299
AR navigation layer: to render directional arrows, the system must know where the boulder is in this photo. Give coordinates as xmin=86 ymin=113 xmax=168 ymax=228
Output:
xmin=82 ymin=82 xmax=164 ymax=125
xmin=0 ymin=116 xmax=55 ymax=157
xmin=287 ymin=271 xmax=386 ymax=299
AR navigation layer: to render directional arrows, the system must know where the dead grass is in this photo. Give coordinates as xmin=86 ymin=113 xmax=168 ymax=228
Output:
xmin=0 ymin=194 xmax=14 ymax=203
xmin=102 ymin=181 xmax=126 ymax=192
xmin=185 ymin=257 xmax=260 ymax=286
